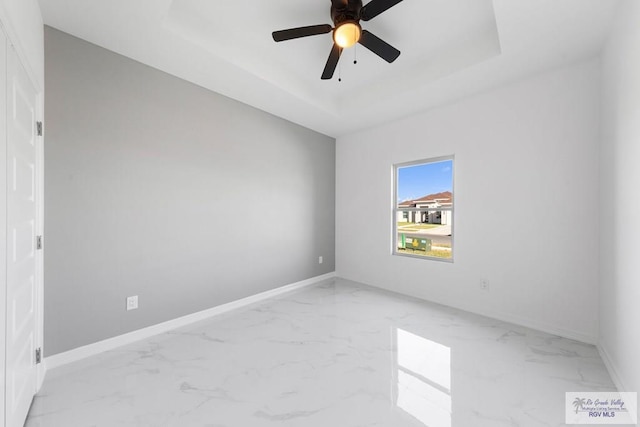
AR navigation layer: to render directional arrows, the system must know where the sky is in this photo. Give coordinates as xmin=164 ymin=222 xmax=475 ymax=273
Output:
xmin=397 ymin=159 xmax=453 ymax=203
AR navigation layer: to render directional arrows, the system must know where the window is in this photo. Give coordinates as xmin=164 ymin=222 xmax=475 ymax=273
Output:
xmin=393 ymin=156 xmax=454 ymax=261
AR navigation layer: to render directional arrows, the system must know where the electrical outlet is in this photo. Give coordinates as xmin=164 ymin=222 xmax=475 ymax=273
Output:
xmin=126 ymin=295 xmax=138 ymax=311
xmin=480 ymin=279 xmax=490 ymax=292
xmin=318 ymin=256 xmax=323 ymax=264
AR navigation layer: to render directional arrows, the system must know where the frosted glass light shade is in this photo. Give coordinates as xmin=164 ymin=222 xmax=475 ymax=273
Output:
xmin=334 ymin=22 xmax=361 ymax=48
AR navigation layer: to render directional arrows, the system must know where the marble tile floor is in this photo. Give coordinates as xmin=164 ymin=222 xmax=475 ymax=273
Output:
xmin=26 ymin=278 xmax=618 ymax=427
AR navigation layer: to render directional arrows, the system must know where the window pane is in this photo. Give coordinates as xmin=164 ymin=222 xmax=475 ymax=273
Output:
xmin=397 ymin=211 xmax=452 ymax=259
xmin=397 ymin=160 xmax=453 ymax=209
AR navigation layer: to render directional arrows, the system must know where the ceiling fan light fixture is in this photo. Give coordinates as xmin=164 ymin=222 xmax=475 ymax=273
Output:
xmin=272 ymin=0 xmax=404 ymax=79
xmin=333 ymin=21 xmax=361 ymax=48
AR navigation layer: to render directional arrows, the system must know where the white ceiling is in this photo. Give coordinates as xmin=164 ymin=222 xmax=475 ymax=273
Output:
xmin=38 ymin=0 xmax=620 ymax=137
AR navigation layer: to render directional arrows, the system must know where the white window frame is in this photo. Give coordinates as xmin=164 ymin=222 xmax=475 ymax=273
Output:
xmin=392 ymin=155 xmax=455 ymax=262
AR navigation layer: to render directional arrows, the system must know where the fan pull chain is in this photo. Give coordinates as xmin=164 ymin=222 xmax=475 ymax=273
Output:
xmin=354 ymin=44 xmax=358 ymax=65
xmin=338 ymin=59 xmax=342 ymax=82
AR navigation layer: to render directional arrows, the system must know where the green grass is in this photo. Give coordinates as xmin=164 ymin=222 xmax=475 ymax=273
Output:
xmin=397 ymin=223 xmax=442 ymax=230
xmin=433 ymin=243 xmax=451 ymax=248
xmin=425 ymin=250 xmax=452 ymax=258
xmin=397 ymin=248 xmax=452 ymax=259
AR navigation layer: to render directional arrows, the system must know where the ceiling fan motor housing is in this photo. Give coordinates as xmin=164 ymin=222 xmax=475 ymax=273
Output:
xmin=331 ymin=0 xmax=363 ymax=25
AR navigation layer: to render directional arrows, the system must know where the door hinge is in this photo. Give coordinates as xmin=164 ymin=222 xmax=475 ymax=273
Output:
xmin=36 ymin=121 xmax=43 ymax=136
xmin=35 ymin=348 xmax=42 ymax=364
xmin=36 ymin=235 xmax=43 ymax=250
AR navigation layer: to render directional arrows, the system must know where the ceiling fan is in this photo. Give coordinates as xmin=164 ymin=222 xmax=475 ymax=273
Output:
xmin=272 ymin=0 xmax=404 ymax=80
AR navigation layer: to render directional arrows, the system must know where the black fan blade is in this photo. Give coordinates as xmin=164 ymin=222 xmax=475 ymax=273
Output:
xmin=358 ymin=30 xmax=400 ymax=63
xmin=361 ymin=0 xmax=403 ymax=21
xmin=272 ymin=24 xmax=332 ymax=42
xmin=321 ymin=44 xmax=343 ymax=80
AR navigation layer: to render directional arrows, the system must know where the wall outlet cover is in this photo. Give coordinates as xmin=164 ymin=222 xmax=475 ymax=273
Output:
xmin=126 ymin=295 xmax=139 ymax=311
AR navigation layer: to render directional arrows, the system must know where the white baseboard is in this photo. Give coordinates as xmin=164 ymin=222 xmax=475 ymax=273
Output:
xmin=346 ymin=277 xmax=597 ymax=345
xmin=45 ymin=272 xmax=336 ymax=371
xmin=453 ymin=301 xmax=598 ymax=345
xmin=419 ymin=294 xmax=596 ymax=344
xmin=598 ymin=343 xmax=626 ymax=392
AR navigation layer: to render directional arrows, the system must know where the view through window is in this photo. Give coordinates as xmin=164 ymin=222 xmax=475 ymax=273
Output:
xmin=394 ymin=157 xmax=454 ymax=260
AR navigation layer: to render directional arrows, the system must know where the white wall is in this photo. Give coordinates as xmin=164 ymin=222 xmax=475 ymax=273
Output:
xmin=0 ymin=0 xmax=44 ymax=89
xmin=599 ymin=0 xmax=640 ymax=395
xmin=336 ymin=59 xmax=601 ymax=343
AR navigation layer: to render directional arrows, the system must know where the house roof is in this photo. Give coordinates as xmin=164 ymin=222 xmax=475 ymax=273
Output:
xmin=414 ymin=191 xmax=452 ymax=203
xmin=399 ymin=191 xmax=452 ymax=207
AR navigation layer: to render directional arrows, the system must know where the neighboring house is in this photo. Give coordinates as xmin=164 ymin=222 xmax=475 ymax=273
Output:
xmin=398 ymin=191 xmax=452 ymax=225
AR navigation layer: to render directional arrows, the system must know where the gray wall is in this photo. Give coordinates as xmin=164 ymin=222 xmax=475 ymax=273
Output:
xmin=44 ymin=27 xmax=335 ymax=356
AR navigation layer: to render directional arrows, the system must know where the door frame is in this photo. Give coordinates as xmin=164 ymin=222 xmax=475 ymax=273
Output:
xmin=0 ymin=21 xmax=8 ymax=426
xmin=0 ymin=9 xmax=46 ymax=420
xmin=35 ymin=89 xmax=44 ymax=389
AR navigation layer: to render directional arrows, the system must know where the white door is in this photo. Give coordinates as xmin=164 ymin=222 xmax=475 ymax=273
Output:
xmin=5 ymin=43 xmax=38 ymax=427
